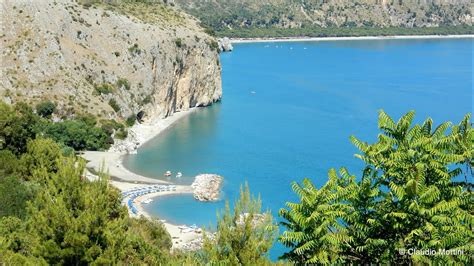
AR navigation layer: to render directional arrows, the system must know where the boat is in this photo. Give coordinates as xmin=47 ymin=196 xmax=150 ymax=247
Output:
xmin=176 ymin=172 xmax=183 ymax=178
xmin=142 ymin=199 xmax=153 ymax=204
xmin=164 ymin=171 xmax=172 ymax=177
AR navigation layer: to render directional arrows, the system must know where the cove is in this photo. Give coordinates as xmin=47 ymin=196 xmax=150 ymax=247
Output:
xmin=123 ymin=38 xmax=472 ymax=259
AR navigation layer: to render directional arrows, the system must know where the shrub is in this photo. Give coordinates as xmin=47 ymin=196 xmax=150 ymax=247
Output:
xmin=108 ymin=99 xmax=120 ymax=113
xmin=204 ymin=27 xmax=216 ymax=36
xmin=115 ymin=129 xmax=128 ymax=140
xmin=174 ymin=38 xmax=183 ymax=48
xmin=100 ymin=119 xmax=124 ymax=135
xmin=35 ymin=100 xmax=56 ymax=118
xmin=116 ymin=78 xmax=130 ymax=90
xmin=208 ymin=40 xmax=219 ymax=51
xmin=141 ymin=95 xmax=152 ymax=105
xmin=128 ymin=43 xmax=141 ymax=56
xmin=94 ymin=83 xmax=114 ymax=95
xmin=126 ymin=114 xmax=136 ymax=127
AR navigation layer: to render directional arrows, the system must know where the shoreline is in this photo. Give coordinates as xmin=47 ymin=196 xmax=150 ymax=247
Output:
xmin=110 ymin=108 xmax=199 ymax=153
xmin=129 ymin=187 xmax=203 ymax=250
xmin=112 ymin=180 xmax=202 ymax=250
xmin=230 ymin=34 xmax=474 ymax=44
xmin=81 ymin=108 xmax=204 ymax=249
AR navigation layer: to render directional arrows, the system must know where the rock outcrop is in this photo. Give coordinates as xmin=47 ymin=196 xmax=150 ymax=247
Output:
xmin=1 ymin=0 xmax=222 ymax=123
xmin=218 ymin=37 xmax=233 ymax=52
xmin=191 ymin=174 xmax=223 ymax=201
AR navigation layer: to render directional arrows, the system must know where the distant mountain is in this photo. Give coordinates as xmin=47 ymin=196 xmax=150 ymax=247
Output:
xmin=173 ymin=0 xmax=472 ymax=37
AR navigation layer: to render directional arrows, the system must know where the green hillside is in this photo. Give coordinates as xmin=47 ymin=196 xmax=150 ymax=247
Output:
xmin=174 ymin=0 xmax=473 ymax=37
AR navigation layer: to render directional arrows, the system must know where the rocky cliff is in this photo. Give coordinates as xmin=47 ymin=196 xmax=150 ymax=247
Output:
xmin=1 ymin=0 xmax=222 ymax=122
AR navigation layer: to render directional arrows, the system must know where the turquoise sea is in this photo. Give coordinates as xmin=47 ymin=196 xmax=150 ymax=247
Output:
xmin=123 ymin=38 xmax=472 ymax=258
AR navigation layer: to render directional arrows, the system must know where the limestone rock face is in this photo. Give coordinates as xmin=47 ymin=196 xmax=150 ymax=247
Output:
xmin=1 ymin=0 xmax=222 ymax=122
xmin=191 ymin=174 xmax=223 ymax=201
xmin=218 ymin=37 xmax=233 ymax=52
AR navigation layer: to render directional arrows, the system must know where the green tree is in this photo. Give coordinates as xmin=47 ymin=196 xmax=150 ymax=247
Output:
xmin=279 ymin=169 xmax=357 ymax=264
xmin=198 ymin=183 xmax=278 ymax=265
xmin=0 ymin=102 xmax=42 ymax=155
xmin=279 ymin=111 xmax=473 ymax=264
xmin=0 ymin=150 xmax=19 ymax=177
xmin=0 ymin=152 xmax=172 ymax=264
xmin=35 ymin=101 xmax=56 ymax=118
xmin=0 ymin=216 xmax=47 ymax=265
xmin=43 ymin=120 xmax=112 ymax=151
xmin=19 ymin=138 xmax=62 ymax=180
xmin=0 ymin=176 xmax=34 ymax=218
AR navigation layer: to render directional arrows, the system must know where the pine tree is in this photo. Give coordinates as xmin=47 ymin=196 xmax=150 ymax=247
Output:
xmin=199 ymin=183 xmax=278 ymax=265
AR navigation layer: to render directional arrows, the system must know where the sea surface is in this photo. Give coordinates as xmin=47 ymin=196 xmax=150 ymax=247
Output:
xmin=123 ymin=38 xmax=473 ymax=259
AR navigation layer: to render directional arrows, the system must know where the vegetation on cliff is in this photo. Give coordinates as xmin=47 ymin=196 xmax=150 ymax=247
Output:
xmin=217 ymin=25 xmax=473 ymax=38
xmin=174 ymin=0 xmax=472 ymax=38
xmin=0 ymin=102 xmax=118 ymax=152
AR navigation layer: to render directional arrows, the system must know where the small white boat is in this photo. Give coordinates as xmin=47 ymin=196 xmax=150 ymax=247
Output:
xmin=176 ymin=172 xmax=182 ymax=178
xmin=164 ymin=171 xmax=172 ymax=177
xmin=142 ymin=199 xmax=153 ymax=204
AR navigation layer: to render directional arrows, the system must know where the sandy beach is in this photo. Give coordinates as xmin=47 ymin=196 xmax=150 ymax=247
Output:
xmin=230 ymin=34 xmax=474 ymax=44
xmin=126 ymin=185 xmax=203 ymax=249
xmin=82 ymin=151 xmax=170 ymax=184
xmin=112 ymin=180 xmax=202 ymax=250
xmin=81 ymin=108 xmax=205 ymax=250
xmin=82 ymin=108 xmax=200 ymax=183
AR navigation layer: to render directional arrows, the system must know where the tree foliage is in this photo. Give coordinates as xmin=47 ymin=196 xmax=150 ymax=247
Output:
xmin=197 ymin=183 xmax=278 ymax=265
xmin=0 ymin=102 xmax=113 ymax=152
xmin=279 ymin=111 xmax=473 ymax=264
xmin=35 ymin=100 xmax=56 ymax=118
xmin=0 ymin=102 xmax=41 ymax=155
xmin=0 ymin=138 xmax=172 ymax=265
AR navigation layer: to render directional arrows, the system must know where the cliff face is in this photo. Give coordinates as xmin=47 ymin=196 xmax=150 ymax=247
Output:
xmin=1 ymin=0 xmax=222 ymax=122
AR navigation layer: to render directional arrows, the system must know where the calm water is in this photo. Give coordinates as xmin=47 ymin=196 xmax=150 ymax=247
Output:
xmin=123 ymin=38 xmax=472 ymax=259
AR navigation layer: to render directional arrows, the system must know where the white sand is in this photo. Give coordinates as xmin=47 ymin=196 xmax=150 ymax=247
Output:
xmin=230 ymin=34 xmax=474 ymax=44
xmin=119 ymin=108 xmax=198 ymax=151
xmin=82 ymin=151 xmax=170 ymax=184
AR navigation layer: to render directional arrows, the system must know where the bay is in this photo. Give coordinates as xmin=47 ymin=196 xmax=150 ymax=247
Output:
xmin=123 ymin=38 xmax=472 ymax=259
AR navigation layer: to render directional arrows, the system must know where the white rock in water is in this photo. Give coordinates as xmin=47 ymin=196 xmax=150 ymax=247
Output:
xmin=218 ymin=37 xmax=233 ymax=52
xmin=191 ymin=174 xmax=223 ymax=201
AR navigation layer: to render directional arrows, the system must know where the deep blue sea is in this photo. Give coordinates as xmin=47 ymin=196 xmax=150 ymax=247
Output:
xmin=123 ymin=38 xmax=473 ymax=259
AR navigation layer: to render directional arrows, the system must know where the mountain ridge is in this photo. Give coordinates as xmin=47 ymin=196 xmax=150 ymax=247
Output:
xmin=174 ymin=0 xmax=472 ymax=37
